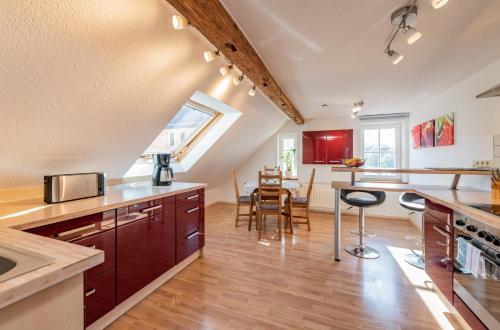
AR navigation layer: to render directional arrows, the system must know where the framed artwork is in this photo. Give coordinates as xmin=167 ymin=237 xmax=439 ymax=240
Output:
xmin=421 ymin=119 xmax=435 ymax=148
xmin=411 ymin=125 xmax=422 ymax=149
xmin=435 ymin=113 xmax=454 ymax=146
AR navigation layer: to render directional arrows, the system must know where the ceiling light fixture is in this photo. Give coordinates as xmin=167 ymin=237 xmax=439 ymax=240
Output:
xmin=219 ymin=64 xmax=233 ymax=77
xmin=233 ymin=74 xmax=244 ymax=86
xmin=431 ymin=0 xmax=449 ymax=9
xmin=352 ymin=100 xmax=364 ymax=113
xmin=384 ymin=5 xmax=420 ymax=64
xmin=350 ymin=113 xmax=357 ymax=119
xmin=172 ymin=14 xmax=189 ymax=30
xmin=249 ymin=85 xmax=256 ymax=96
xmin=203 ymin=50 xmax=220 ymax=63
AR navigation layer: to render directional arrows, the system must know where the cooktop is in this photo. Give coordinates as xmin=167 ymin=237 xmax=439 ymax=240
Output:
xmin=467 ymin=203 xmax=500 ymax=217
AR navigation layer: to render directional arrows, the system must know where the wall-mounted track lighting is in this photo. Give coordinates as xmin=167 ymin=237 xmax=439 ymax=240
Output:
xmin=431 ymin=0 xmax=449 ymax=9
xmin=203 ymin=50 xmax=220 ymax=63
xmin=233 ymin=74 xmax=244 ymax=86
xmin=172 ymin=14 xmax=189 ymax=30
xmin=352 ymin=100 xmax=364 ymax=114
xmin=350 ymin=113 xmax=357 ymax=119
xmin=219 ymin=64 xmax=233 ymax=77
xmin=249 ymin=85 xmax=256 ymax=96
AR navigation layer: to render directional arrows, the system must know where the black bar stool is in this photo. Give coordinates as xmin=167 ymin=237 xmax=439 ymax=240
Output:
xmin=341 ymin=190 xmax=386 ymax=259
xmin=399 ymin=192 xmax=425 ymax=269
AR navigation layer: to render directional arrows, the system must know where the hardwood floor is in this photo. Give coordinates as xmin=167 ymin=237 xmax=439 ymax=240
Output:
xmin=107 ymin=203 xmax=460 ymax=330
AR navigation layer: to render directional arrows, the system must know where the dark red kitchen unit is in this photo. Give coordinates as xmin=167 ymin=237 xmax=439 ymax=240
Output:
xmin=302 ymin=129 xmax=353 ymax=165
xmin=176 ymin=189 xmax=205 ymax=263
xmin=453 ymin=294 xmax=487 ymax=330
xmin=424 ymin=199 xmax=454 ymax=303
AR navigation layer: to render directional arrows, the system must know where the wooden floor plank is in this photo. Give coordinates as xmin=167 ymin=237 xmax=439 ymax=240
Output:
xmin=107 ymin=203 xmax=459 ymax=330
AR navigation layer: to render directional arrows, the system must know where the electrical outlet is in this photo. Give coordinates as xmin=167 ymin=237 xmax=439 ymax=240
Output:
xmin=472 ymin=160 xmax=492 ymax=168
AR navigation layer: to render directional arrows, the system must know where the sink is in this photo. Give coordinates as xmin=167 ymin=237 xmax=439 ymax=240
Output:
xmin=0 ymin=256 xmax=16 ymax=275
xmin=0 ymin=244 xmax=55 ymax=283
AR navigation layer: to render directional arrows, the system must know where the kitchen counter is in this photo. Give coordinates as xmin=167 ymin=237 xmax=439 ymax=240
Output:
xmin=330 ymin=181 xmax=499 ymax=229
xmin=0 ymin=181 xmax=205 ymax=309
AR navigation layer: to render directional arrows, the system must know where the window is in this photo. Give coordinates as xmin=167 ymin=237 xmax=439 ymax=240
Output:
xmin=143 ymin=102 xmax=219 ymax=161
xmin=278 ymin=133 xmax=297 ymax=176
xmin=360 ymin=123 xmax=402 ymax=181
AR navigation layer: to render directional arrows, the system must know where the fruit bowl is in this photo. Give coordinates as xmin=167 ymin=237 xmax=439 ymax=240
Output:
xmin=342 ymin=158 xmax=365 ymax=168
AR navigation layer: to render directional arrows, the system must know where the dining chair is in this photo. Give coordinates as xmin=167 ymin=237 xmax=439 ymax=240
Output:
xmin=255 ymin=170 xmax=283 ymax=241
xmin=284 ymin=168 xmax=316 ymax=231
xmin=263 ymin=165 xmax=280 ymax=174
xmin=232 ymin=168 xmax=254 ymax=228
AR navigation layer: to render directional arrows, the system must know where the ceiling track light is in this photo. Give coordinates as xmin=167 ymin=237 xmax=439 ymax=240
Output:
xmin=219 ymin=64 xmax=233 ymax=77
xmin=249 ymin=85 xmax=256 ymax=96
xmin=385 ymin=48 xmax=404 ymax=65
xmin=431 ymin=0 xmax=449 ymax=9
xmin=233 ymin=74 xmax=244 ymax=86
xmin=203 ymin=50 xmax=220 ymax=63
xmin=352 ymin=100 xmax=364 ymax=113
xmin=350 ymin=113 xmax=358 ymax=119
xmin=384 ymin=5 xmax=421 ymax=64
xmin=172 ymin=14 xmax=190 ymax=30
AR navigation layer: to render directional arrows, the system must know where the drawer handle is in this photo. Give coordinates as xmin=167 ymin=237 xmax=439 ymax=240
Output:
xmin=313 ymin=161 xmax=325 ymax=163
xmin=141 ymin=205 xmax=162 ymax=213
xmin=186 ymin=231 xmax=204 ymax=239
xmin=432 ymin=225 xmax=449 ymax=237
xmin=186 ymin=195 xmax=199 ymax=200
xmin=436 ymin=240 xmax=449 ymax=247
xmin=186 ymin=207 xmax=199 ymax=214
xmin=85 ymin=288 xmax=96 ymax=297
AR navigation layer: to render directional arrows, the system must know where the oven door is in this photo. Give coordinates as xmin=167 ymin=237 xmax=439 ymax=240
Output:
xmin=453 ymin=229 xmax=500 ymax=329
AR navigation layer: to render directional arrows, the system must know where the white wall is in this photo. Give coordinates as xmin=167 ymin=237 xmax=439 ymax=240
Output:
xmin=0 ymin=0 xmax=287 ymax=195
xmin=407 ymin=58 xmax=500 ymax=190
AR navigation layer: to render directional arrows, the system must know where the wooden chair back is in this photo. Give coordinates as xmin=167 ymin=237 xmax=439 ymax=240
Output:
xmin=257 ymin=170 xmax=283 ymax=207
xmin=306 ymin=168 xmax=316 ymax=201
xmin=232 ymin=168 xmax=240 ymax=199
xmin=263 ymin=166 xmax=280 ymax=175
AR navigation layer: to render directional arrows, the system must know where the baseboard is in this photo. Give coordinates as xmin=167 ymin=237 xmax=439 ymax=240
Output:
xmin=433 ymin=284 xmax=471 ymax=330
xmin=87 ymin=250 xmax=201 ymax=330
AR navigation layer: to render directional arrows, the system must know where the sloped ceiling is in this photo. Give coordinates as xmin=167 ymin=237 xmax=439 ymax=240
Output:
xmin=221 ymin=0 xmax=500 ymax=118
xmin=0 ymin=0 xmax=287 ymax=188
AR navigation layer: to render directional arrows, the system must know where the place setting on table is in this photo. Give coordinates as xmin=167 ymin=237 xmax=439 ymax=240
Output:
xmin=232 ymin=166 xmax=316 ymax=241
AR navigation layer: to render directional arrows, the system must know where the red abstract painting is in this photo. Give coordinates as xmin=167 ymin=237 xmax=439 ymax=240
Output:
xmin=435 ymin=113 xmax=454 ymax=146
xmin=421 ymin=120 xmax=435 ymax=148
xmin=411 ymin=125 xmax=422 ymax=149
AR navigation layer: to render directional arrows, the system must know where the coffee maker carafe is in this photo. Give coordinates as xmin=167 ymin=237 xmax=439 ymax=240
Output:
xmin=152 ymin=154 xmax=174 ymax=186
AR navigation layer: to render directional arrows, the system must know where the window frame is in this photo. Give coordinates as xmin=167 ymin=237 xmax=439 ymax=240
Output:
xmin=278 ymin=133 xmax=298 ymax=176
xmin=359 ymin=122 xmax=403 ymax=182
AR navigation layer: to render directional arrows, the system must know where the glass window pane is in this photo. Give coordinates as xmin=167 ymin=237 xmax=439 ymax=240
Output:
xmin=283 ymin=138 xmax=295 ymax=151
xmin=363 ymin=129 xmax=379 ymax=152
xmin=364 ymin=152 xmax=379 ymax=168
xmin=144 ymin=104 xmax=214 ymax=155
xmin=380 ymin=128 xmax=396 ymax=152
xmin=380 ymin=152 xmax=396 ymax=168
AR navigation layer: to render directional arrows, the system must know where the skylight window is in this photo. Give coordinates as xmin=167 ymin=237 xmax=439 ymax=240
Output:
xmin=142 ymin=102 xmax=219 ymax=161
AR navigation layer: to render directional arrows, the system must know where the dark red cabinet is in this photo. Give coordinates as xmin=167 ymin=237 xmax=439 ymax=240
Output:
xmin=176 ymin=189 xmax=205 ymax=264
xmin=117 ymin=208 xmax=175 ymax=303
xmin=73 ymin=229 xmax=116 ymax=281
xmin=84 ymin=268 xmax=116 ymax=327
xmin=453 ymin=294 xmax=488 ymax=330
xmin=424 ymin=199 xmax=454 ymax=303
xmin=302 ymin=130 xmax=353 ymax=165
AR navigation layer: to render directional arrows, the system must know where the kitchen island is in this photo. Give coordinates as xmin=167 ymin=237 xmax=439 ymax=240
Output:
xmin=0 ymin=181 xmax=206 ymax=329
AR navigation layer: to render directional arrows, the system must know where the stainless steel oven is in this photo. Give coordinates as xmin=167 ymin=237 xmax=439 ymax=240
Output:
xmin=453 ymin=211 xmax=500 ymax=329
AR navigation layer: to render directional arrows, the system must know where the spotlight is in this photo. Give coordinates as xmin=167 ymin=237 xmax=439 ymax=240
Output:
xmin=403 ymin=26 xmax=422 ymax=45
xmin=352 ymin=100 xmax=364 ymax=113
xmin=233 ymin=74 xmax=244 ymax=86
xmin=249 ymin=85 xmax=256 ymax=96
xmin=203 ymin=50 xmax=220 ymax=63
xmin=350 ymin=113 xmax=357 ymax=119
xmin=431 ymin=0 xmax=448 ymax=9
xmin=386 ymin=49 xmax=404 ymax=65
xmin=172 ymin=15 xmax=189 ymax=30
xmin=219 ymin=64 xmax=233 ymax=77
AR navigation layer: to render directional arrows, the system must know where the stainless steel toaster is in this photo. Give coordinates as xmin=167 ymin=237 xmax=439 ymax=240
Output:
xmin=44 ymin=172 xmax=106 ymax=204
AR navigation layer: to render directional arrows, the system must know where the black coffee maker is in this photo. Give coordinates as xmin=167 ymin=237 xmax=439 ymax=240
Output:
xmin=152 ymin=154 xmax=174 ymax=186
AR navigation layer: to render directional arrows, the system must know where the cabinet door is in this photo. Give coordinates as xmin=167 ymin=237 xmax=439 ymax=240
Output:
xmin=73 ymin=229 xmax=115 ymax=281
xmin=312 ymin=132 xmax=327 ymax=164
xmin=453 ymin=294 xmax=488 ymax=330
xmin=84 ymin=268 xmax=116 ymax=327
xmin=424 ymin=201 xmax=454 ymax=303
xmin=302 ymin=132 xmax=314 ymax=164
xmin=326 ymin=130 xmax=353 ymax=164
xmin=117 ymin=212 xmax=175 ymax=303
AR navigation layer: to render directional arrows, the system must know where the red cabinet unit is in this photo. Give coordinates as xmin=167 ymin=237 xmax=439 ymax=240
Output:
xmin=84 ymin=268 xmax=116 ymax=327
xmin=424 ymin=199 xmax=454 ymax=303
xmin=302 ymin=129 xmax=353 ymax=165
xmin=176 ymin=189 xmax=205 ymax=264
xmin=453 ymin=294 xmax=488 ymax=330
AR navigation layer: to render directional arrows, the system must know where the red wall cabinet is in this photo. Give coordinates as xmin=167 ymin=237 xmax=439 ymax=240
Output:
xmin=424 ymin=199 xmax=454 ymax=303
xmin=302 ymin=129 xmax=353 ymax=165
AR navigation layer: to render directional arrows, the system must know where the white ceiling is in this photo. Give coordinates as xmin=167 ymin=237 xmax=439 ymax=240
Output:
xmin=221 ymin=0 xmax=500 ymax=119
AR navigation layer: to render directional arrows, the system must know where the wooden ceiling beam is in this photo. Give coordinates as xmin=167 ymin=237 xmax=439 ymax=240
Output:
xmin=166 ymin=0 xmax=304 ymax=125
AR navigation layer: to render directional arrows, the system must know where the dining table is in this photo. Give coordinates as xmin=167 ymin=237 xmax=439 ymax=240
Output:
xmin=243 ymin=179 xmax=302 ymax=197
